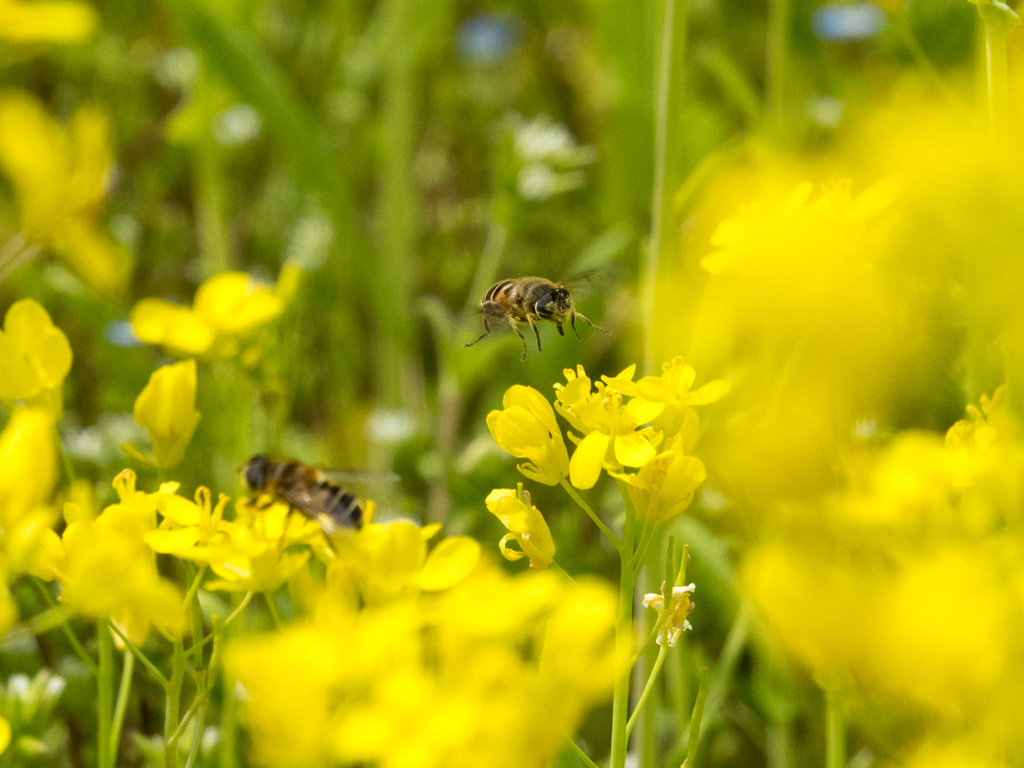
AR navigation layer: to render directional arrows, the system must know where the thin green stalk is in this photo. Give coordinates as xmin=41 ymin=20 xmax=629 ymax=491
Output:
xmin=168 ymin=692 xmax=209 ymax=744
xmin=219 ymin=669 xmax=237 ymax=768
xmin=31 ymin=577 xmax=97 ymax=675
xmin=550 ymin=560 xmax=582 ymax=588
xmin=631 ymin=523 xmax=656 ymax=575
xmin=609 ymin=480 xmax=638 ymax=768
xmin=182 ymin=565 xmax=207 ymax=610
xmin=108 ymin=622 xmax=170 ymax=689
xmin=976 ymin=1 xmax=1019 ymax=137
xmin=97 ymin=623 xmax=114 ymax=768
xmin=183 ymin=706 xmax=206 ymax=768
xmin=264 ymin=592 xmax=283 ymax=628
xmin=559 ymin=478 xmax=622 ymax=550
xmin=185 ymin=590 xmax=253 ymax=660
xmin=109 ymin=649 xmax=135 ymax=765
xmin=684 ymin=668 xmax=710 ymax=768
xmin=165 ymin=637 xmax=186 ymax=768
xmin=643 ymin=0 xmax=679 ymax=375
xmin=826 ymin=686 xmax=846 ymax=768
xmin=628 ymin=613 xmax=667 ymax=668
xmin=766 ymin=0 xmax=790 ymax=138
xmin=667 ymin=601 xmax=752 ymax=764
xmin=56 ymin=433 xmax=77 ymax=485
xmin=196 ymin=139 xmax=230 ymax=277
xmin=626 ymin=643 xmax=668 ymax=738
xmin=564 ymin=735 xmax=602 ymax=768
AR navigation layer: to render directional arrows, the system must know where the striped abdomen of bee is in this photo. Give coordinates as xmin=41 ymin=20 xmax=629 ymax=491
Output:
xmin=465 ymin=276 xmax=605 ymax=361
xmin=242 ymin=455 xmax=362 ymax=532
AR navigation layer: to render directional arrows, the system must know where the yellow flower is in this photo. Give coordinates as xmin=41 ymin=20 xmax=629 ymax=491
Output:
xmin=329 ymin=520 xmax=481 ymax=603
xmin=56 ymin=470 xmax=185 ymax=642
xmin=0 ymin=93 xmax=128 ymax=292
xmin=0 ymin=407 xmax=61 ymax=580
xmin=641 ymin=581 xmax=696 ymax=646
xmin=0 ymin=299 xmax=72 ymax=417
xmin=130 ymin=270 xmax=284 ymax=356
xmin=634 ymin=356 xmax=730 ymax=440
xmin=228 ymin=566 xmax=616 ymax=768
xmin=611 ymin=441 xmax=707 ymax=524
xmin=144 ymin=485 xmax=230 ymax=556
xmin=192 ymin=498 xmax=327 ymax=594
xmin=484 ymin=487 xmax=555 ymax=568
xmin=486 ymin=385 xmax=570 ymax=485
xmin=132 ymin=359 xmax=201 ymax=469
xmin=567 ymin=392 xmax=661 ymax=490
xmin=0 ymin=713 xmax=9 ymax=755
xmin=0 ymin=0 xmax=97 ymax=43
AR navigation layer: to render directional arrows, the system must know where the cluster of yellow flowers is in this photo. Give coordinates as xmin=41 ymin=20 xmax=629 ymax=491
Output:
xmin=741 ymin=388 xmax=1024 ymax=763
xmin=485 ymin=358 xmax=728 ymax=567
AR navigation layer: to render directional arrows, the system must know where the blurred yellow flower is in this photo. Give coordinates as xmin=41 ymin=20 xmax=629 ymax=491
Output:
xmin=611 ymin=440 xmax=706 ymax=524
xmin=56 ymin=470 xmax=185 ymax=642
xmin=228 ymin=566 xmax=615 ymax=768
xmin=0 ymin=713 xmax=8 ymax=755
xmin=0 ymin=407 xmax=61 ymax=580
xmin=0 ymin=299 xmax=72 ymax=417
xmin=641 ymin=581 xmax=695 ymax=646
xmin=130 ymin=271 xmax=283 ymax=356
xmin=486 ymin=384 xmax=569 ymax=485
xmin=0 ymin=0 xmax=98 ymax=43
xmin=132 ymin=359 xmax=201 ymax=469
xmin=330 ymin=520 xmax=481 ymax=603
xmin=484 ymin=487 xmax=555 ymax=568
xmin=0 ymin=93 xmax=128 ymax=292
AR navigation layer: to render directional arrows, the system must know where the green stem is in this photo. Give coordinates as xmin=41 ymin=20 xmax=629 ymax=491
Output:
xmin=182 ymin=565 xmax=207 ymax=610
xmin=667 ymin=601 xmax=752 ymax=764
xmin=631 ymin=523 xmax=656 ymax=576
xmin=550 ymin=560 xmax=581 ymax=588
xmin=626 ymin=643 xmax=669 ymax=738
xmin=108 ymin=622 xmax=170 ymax=689
xmin=109 ymin=649 xmax=135 ymax=765
xmin=766 ymin=0 xmax=790 ymax=138
xmin=165 ymin=637 xmax=186 ymax=768
xmin=219 ymin=668 xmax=237 ymax=768
xmin=185 ymin=590 xmax=253 ymax=660
xmin=196 ymin=138 xmax=230 ymax=277
xmin=609 ymin=480 xmax=638 ymax=768
xmin=183 ymin=705 xmax=206 ymax=768
xmin=825 ymin=686 xmax=846 ymax=768
xmin=264 ymin=591 xmax=283 ymax=628
xmin=97 ymin=623 xmax=114 ymax=768
xmin=559 ymin=478 xmax=622 ymax=550
xmin=628 ymin=610 xmax=668 ymax=669
xmin=643 ymin=0 xmax=679 ymax=375
xmin=684 ymin=668 xmax=710 ymax=768
xmin=168 ymin=692 xmax=208 ymax=744
xmin=30 ymin=577 xmax=97 ymax=675
xmin=564 ymin=735 xmax=602 ymax=768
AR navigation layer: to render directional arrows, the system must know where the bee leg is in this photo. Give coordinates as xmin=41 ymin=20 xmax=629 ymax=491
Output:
xmin=251 ymin=496 xmax=274 ymax=511
xmin=465 ymin=318 xmax=492 ymax=348
xmin=556 ymin=324 xmax=565 ymax=337
xmin=508 ymin=318 xmax=529 ymax=362
xmin=527 ymin=317 xmax=542 ymax=352
xmin=574 ymin=311 xmax=609 ymax=335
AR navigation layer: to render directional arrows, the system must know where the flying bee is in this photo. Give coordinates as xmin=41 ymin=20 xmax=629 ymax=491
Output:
xmin=465 ymin=276 xmax=607 ymax=361
xmin=242 ymin=455 xmax=396 ymax=533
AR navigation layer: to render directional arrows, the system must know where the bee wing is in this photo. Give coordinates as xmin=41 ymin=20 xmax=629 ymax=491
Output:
xmin=317 ymin=467 xmax=400 ymax=486
xmin=561 ymin=265 xmax=619 ymax=302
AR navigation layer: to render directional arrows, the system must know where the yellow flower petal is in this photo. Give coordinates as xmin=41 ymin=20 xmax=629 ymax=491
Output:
xmin=569 ymin=431 xmax=611 ymax=489
xmin=687 ymin=379 xmax=731 ymax=405
xmin=413 ymin=536 xmax=481 ymax=590
xmin=614 ymin=432 xmax=657 ymax=467
xmin=193 ymin=271 xmax=283 ymax=333
xmin=145 ymin=527 xmax=202 ymax=554
xmin=0 ymin=0 xmax=98 ymax=43
xmin=0 ymin=714 xmax=10 ymax=755
xmin=130 ymin=299 xmax=215 ymax=355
